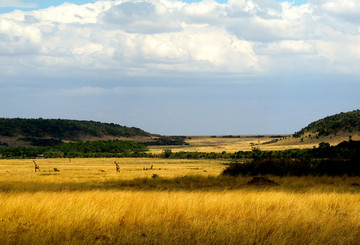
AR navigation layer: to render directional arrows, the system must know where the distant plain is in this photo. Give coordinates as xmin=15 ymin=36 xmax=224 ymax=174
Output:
xmin=148 ymin=133 xmax=360 ymax=153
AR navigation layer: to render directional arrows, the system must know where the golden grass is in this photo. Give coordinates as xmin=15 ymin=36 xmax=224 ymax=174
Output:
xmin=148 ymin=135 xmax=288 ymax=153
xmin=1 ymin=158 xmax=360 ymax=244
xmin=0 ymin=158 xmax=225 ymax=180
xmin=148 ymin=134 xmax=360 ymax=153
xmin=1 ymin=190 xmax=360 ymax=244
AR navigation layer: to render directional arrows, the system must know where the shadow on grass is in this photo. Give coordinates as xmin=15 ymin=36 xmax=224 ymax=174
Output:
xmin=1 ymin=175 xmax=360 ymax=193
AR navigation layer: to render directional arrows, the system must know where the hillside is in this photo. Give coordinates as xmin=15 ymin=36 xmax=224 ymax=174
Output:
xmin=248 ymin=110 xmax=360 ymax=150
xmin=293 ymin=110 xmax=360 ymax=138
xmin=0 ymin=118 xmax=152 ymax=147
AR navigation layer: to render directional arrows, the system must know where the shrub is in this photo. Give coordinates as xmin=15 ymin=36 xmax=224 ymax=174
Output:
xmin=222 ymin=158 xmax=360 ymax=177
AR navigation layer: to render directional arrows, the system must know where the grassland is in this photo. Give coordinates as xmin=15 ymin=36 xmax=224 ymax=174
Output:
xmin=148 ymin=135 xmax=290 ymax=153
xmin=148 ymin=134 xmax=360 ymax=154
xmin=1 ymin=158 xmax=360 ymax=244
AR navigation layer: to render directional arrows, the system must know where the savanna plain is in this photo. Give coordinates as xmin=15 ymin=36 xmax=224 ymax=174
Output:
xmin=1 ymin=156 xmax=360 ymax=245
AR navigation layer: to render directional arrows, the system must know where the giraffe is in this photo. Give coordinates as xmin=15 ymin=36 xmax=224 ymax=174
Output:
xmin=114 ymin=161 xmax=120 ymax=173
xmin=33 ymin=160 xmax=40 ymax=172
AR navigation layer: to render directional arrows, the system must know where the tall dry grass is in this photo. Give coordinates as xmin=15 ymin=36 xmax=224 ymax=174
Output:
xmin=1 ymin=190 xmax=359 ymax=244
xmin=0 ymin=158 xmax=359 ymax=244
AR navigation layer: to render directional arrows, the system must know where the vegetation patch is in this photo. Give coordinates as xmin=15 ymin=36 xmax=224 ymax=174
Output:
xmin=247 ymin=177 xmax=279 ymax=186
xmin=222 ymin=158 xmax=360 ymax=177
xmin=0 ymin=118 xmax=151 ymax=142
xmin=293 ymin=109 xmax=360 ymax=138
xmin=0 ymin=140 xmax=148 ymax=158
xmin=143 ymin=136 xmax=188 ymax=146
xmin=223 ymin=140 xmax=360 ymax=177
xmin=18 ymin=137 xmax=63 ymax=147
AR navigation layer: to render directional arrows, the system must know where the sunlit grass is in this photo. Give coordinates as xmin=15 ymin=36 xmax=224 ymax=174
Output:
xmin=1 ymin=190 xmax=359 ymax=244
xmin=0 ymin=158 xmax=225 ymax=180
xmin=148 ymin=134 xmax=360 ymax=153
xmin=0 ymin=158 xmax=359 ymax=244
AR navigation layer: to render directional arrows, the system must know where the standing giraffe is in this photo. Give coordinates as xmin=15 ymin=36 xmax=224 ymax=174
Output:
xmin=33 ymin=160 xmax=40 ymax=172
xmin=114 ymin=161 xmax=120 ymax=173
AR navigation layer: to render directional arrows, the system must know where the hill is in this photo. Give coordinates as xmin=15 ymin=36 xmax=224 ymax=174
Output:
xmin=293 ymin=109 xmax=360 ymax=138
xmin=249 ymin=110 xmax=360 ymax=150
xmin=0 ymin=118 xmax=152 ymax=147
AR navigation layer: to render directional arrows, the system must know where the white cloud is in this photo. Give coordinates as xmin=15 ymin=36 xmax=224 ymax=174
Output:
xmin=314 ymin=0 xmax=360 ymax=24
xmin=0 ymin=0 xmax=359 ymax=78
xmin=101 ymin=1 xmax=182 ymax=33
xmin=0 ymin=0 xmax=37 ymax=8
xmin=0 ymin=18 xmax=42 ymax=55
xmin=255 ymin=40 xmax=315 ymax=55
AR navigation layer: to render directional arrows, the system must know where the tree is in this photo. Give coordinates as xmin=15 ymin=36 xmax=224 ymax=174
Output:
xmin=318 ymin=142 xmax=330 ymax=149
xmin=163 ymin=149 xmax=172 ymax=158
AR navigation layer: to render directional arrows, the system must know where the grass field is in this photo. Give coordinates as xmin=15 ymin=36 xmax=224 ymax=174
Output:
xmin=1 ymin=158 xmax=360 ymax=244
xmin=148 ymin=134 xmax=360 ymax=154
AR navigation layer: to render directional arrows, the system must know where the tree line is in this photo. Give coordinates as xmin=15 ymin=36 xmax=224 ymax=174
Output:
xmin=0 ymin=140 xmax=148 ymax=159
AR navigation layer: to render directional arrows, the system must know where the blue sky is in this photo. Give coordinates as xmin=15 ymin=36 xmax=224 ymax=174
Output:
xmin=0 ymin=0 xmax=359 ymax=135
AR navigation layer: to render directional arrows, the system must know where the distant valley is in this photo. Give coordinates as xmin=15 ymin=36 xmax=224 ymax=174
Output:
xmin=0 ymin=109 xmax=359 ymax=151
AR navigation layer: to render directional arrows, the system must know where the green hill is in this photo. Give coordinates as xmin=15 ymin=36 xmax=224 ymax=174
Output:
xmin=0 ymin=118 xmax=152 ymax=147
xmin=293 ymin=109 xmax=360 ymax=138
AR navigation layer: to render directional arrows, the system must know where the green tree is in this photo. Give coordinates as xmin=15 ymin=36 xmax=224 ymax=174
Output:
xmin=163 ymin=149 xmax=172 ymax=158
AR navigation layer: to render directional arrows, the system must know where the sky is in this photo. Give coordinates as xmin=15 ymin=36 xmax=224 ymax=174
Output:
xmin=0 ymin=0 xmax=359 ymax=135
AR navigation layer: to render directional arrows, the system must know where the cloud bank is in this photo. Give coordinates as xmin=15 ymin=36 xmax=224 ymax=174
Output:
xmin=1 ymin=0 xmax=359 ymax=134
xmin=0 ymin=0 xmax=359 ymax=77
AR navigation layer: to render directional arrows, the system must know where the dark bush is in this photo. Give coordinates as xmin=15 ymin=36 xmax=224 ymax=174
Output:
xmin=222 ymin=157 xmax=360 ymax=177
xmin=144 ymin=136 xmax=187 ymax=146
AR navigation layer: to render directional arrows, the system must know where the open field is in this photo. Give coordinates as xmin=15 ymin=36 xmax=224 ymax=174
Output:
xmin=1 ymin=158 xmax=360 ymax=244
xmin=148 ymin=135 xmax=291 ymax=154
xmin=0 ymin=158 xmax=225 ymax=183
xmin=148 ymin=134 xmax=360 ymax=153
